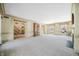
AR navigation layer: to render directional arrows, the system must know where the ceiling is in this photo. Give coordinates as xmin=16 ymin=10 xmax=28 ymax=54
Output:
xmin=4 ymin=3 xmax=72 ymax=24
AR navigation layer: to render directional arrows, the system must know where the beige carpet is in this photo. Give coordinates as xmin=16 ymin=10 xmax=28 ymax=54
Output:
xmin=0 ymin=35 xmax=77 ymax=56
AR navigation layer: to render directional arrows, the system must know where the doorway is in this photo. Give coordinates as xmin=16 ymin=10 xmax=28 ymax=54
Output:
xmin=33 ymin=23 xmax=40 ymax=36
xmin=14 ymin=20 xmax=25 ymax=39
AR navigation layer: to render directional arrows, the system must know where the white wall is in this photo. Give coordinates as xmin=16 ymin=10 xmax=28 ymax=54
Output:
xmin=43 ymin=21 xmax=72 ymax=35
xmin=25 ymin=20 xmax=33 ymax=38
xmin=39 ymin=25 xmax=44 ymax=36
xmin=1 ymin=16 xmax=14 ymax=42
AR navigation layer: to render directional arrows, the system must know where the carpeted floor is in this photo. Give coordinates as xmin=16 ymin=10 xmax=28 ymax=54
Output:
xmin=0 ymin=35 xmax=77 ymax=56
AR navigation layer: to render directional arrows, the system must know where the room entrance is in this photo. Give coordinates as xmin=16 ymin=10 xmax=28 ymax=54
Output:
xmin=33 ymin=23 xmax=40 ymax=36
xmin=14 ymin=20 xmax=25 ymax=39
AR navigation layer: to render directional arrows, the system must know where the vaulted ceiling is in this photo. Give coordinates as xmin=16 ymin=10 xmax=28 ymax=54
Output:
xmin=4 ymin=3 xmax=72 ymax=24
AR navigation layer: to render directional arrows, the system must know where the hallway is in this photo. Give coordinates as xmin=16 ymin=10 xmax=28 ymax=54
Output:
xmin=1 ymin=3 xmax=79 ymax=56
xmin=0 ymin=35 xmax=77 ymax=56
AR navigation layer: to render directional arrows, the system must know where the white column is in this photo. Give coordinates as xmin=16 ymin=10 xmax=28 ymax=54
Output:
xmin=74 ymin=4 xmax=79 ymax=53
xmin=39 ymin=25 xmax=44 ymax=36
xmin=25 ymin=21 xmax=33 ymax=38
xmin=0 ymin=15 xmax=1 ymax=44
